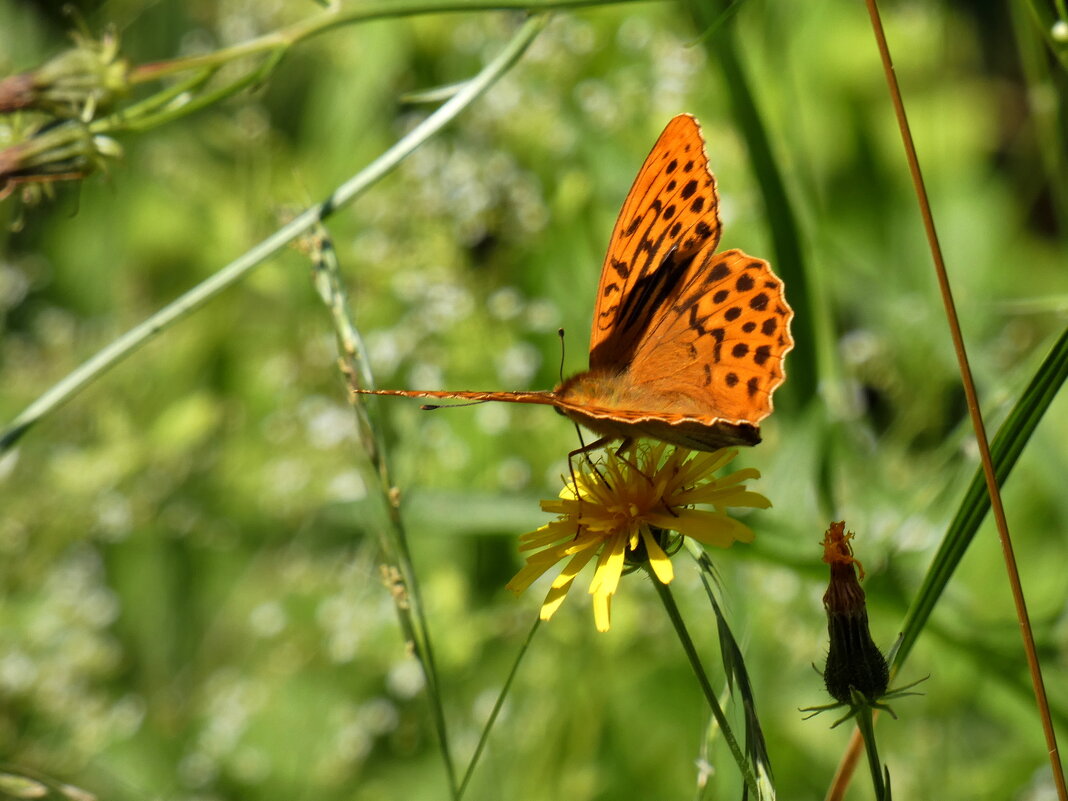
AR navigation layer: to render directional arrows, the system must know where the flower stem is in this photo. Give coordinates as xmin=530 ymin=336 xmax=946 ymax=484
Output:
xmin=853 ymin=702 xmax=889 ymax=800
xmin=458 ymin=618 xmax=541 ymax=798
xmin=648 ymin=568 xmax=758 ymax=797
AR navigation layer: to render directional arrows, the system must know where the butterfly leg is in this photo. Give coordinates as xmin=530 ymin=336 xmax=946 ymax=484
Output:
xmin=565 ymin=435 xmax=614 ymax=495
xmin=610 ymin=438 xmax=662 ymax=491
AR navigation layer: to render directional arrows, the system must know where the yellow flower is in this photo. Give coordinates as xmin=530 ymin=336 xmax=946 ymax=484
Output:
xmin=506 ymin=443 xmax=770 ymax=632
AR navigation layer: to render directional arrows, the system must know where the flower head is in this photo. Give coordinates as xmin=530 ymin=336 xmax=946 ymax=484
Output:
xmin=506 ymin=443 xmax=770 ymax=631
xmin=0 ymin=29 xmax=129 ymax=117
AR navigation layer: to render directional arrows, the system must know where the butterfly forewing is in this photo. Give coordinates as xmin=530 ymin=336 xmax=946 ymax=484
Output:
xmin=590 ymin=114 xmax=723 ymax=369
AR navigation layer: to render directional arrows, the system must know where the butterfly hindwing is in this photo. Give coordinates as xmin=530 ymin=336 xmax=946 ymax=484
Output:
xmin=624 ymin=248 xmax=794 ymax=425
xmin=590 ymin=114 xmax=722 ymax=369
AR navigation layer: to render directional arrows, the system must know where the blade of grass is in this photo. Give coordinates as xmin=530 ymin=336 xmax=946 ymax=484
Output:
xmin=1 ymin=14 xmax=549 ymax=455
xmin=895 ymin=326 xmax=1068 ymax=667
xmin=690 ymin=546 xmax=774 ymax=793
xmin=299 ymin=17 xmax=549 ymax=797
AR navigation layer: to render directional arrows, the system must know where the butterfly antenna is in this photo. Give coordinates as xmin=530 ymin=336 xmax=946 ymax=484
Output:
xmin=556 ymin=327 xmax=567 ymax=384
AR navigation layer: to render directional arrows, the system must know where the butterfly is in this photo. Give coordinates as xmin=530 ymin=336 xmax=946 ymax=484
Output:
xmin=356 ymin=114 xmax=794 ymax=452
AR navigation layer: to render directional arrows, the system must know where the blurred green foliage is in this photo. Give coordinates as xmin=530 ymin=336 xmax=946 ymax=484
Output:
xmin=1 ymin=1 xmax=1066 ymax=800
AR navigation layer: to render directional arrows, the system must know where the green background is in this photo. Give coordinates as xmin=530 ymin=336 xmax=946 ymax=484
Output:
xmin=1 ymin=1 xmax=1066 ymax=799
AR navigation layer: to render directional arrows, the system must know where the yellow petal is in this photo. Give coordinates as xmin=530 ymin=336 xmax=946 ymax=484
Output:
xmin=593 ymin=589 xmax=612 ymax=632
xmin=589 ymin=533 xmax=627 ymax=597
xmin=517 ymin=520 xmax=576 ymax=549
xmin=506 ymin=561 xmax=555 ymax=595
xmin=550 ymin=544 xmax=598 ymax=588
xmin=540 ymin=581 xmax=571 ymax=621
xmin=640 ymin=528 xmax=675 ymax=584
xmin=646 ymin=509 xmax=755 ymax=547
xmin=684 ymin=485 xmax=770 ymax=509
xmin=539 ymin=548 xmax=598 ymax=620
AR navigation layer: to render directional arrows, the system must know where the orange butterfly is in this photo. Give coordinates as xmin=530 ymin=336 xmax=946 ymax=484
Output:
xmin=356 ymin=114 xmax=794 ymax=452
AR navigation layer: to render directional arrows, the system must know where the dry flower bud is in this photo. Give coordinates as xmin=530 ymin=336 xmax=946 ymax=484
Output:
xmin=820 ymin=521 xmax=888 ymax=704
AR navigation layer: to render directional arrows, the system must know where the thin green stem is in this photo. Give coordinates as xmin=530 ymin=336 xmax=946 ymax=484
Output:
xmin=648 ymin=568 xmax=758 ymax=798
xmin=457 ymin=617 xmax=542 ymax=798
xmin=853 ymin=703 xmax=888 ymax=801
xmin=1 ymin=13 xmax=549 ymax=453
xmin=308 ymin=229 xmax=456 ymax=789
xmin=129 ymin=0 xmax=655 ymax=83
xmin=106 ymin=49 xmax=287 ymax=134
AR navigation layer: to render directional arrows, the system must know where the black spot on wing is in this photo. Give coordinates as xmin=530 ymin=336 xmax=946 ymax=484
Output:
xmin=708 ymin=261 xmax=731 ymax=282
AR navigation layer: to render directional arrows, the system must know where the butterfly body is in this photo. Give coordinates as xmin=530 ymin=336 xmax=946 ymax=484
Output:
xmin=355 ymin=114 xmax=794 ymax=452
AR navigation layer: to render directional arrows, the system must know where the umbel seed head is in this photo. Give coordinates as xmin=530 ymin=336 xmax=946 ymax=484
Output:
xmin=820 ymin=522 xmax=889 ymax=704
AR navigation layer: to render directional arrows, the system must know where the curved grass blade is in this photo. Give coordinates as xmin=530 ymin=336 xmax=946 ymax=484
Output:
xmin=895 ymin=325 xmax=1068 ymax=668
xmin=692 ymin=548 xmax=774 ymax=796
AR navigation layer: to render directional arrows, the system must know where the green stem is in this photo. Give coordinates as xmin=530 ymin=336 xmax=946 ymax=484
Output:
xmin=309 ymin=230 xmax=456 ymax=792
xmin=106 ymin=49 xmax=287 ymax=134
xmin=648 ymin=568 xmax=758 ymax=797
xmin=457 ymin=618 xmax=542 ymax=798
xmin=853 ymin=702 xmax=889 ymax=800
xmin=128 ymin=0 xmax=656 ymax=82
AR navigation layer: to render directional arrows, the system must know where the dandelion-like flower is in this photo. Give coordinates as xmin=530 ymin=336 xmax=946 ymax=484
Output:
xmin=506 ymin=443 xmax=770 ymax=632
